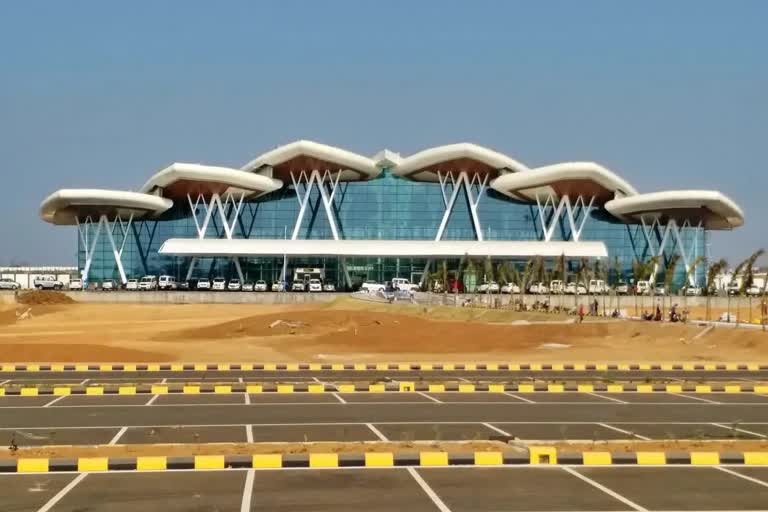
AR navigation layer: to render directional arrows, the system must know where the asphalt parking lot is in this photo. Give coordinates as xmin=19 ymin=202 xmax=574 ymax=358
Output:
xmin=3 ymin=466 xmax=768 ymax=511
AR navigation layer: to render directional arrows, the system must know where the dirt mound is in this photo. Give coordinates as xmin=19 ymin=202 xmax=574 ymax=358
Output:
xmin=16 ymin=290 xmax=76 ymax=305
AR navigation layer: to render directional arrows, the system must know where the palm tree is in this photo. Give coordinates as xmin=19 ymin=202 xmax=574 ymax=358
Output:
xmin=705 ymin=258 xmax=727 ymax=321
xmin=483 ymin=256 xmax=494 ymax=306
xmin=739 ymin=249 xmax=765 ymax=324
xmin=519 ymin=257 xmax=536 ymax=309
xmin=681 ymin=255 xmax=706 ymax=311
xmin=663 ymin=254 xmax=681 ymax=318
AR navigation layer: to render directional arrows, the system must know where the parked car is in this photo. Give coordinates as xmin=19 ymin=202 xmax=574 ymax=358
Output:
xmin=477 ymin=281 xmax=500 ymax=293
xmin=746 ymin=285 xmax=762 ymax=296
xmin=528 ymin=282 xmax=549 ymax=294
xmin=138 ymin=275 xmax=157 ymax=291
xmin=360 ymin=280 xmax=385 ymax=292
xmin=271 ymin=281 xmax=282 ymax=292
xmin=178 ymin=280 xmax=191 ymax=291
xmin=588 ymin=279 xmax=607 ymax=294
xmin=241 ymin=282 xmax=254 ymax=292
xmin=227 ymin=279 xmax=242 ymax=291
xmin=212 ymin=278 xmax=227 ymax=291
xmin=67 ymin=278 xmax=83 ymax=291
xmin=654 ymin=285 xmax=666 ymax=296
xmin=0 ymin=278 xmax=21 ymax=290
xmin=392 ymin=277 xmax=419 ymax=291
xmin=684 ymin=286 xmax=703 ymax=296
xmin=158 ymin=275 xmax=177 ymax=290
xmin=101 ymin=279 xmax=116 ymax=291
xmin=308 ymin=278 xmax=322 ymax=292
xmin=726 ymin=282 xmax=740 ymax=296
xmin=635 ymin=280 xmax=651 ymax=295
xmin=616 ymin=282 xmax=629 ymax=295
xmin=33 ymin=275 xmax=64 ymax=290
xmin=291 ymin=280 xmax=306 ymax=292
xmin=196 ymin=278 xmax=211 ymax=290
xmin=125 ymin=278 xmax=138 ymax=291
xmin=501 ymin=283 xmax=520 ymax=294
xmin=323 ymin=282 xmax=336 ymax=292
xmin=564 ymin=282 xmax=587 ymax=295
xmin=255 ymin=280 xmax=268 ymax=292
xmin=549 ymin=280 xmax=564 ymax=294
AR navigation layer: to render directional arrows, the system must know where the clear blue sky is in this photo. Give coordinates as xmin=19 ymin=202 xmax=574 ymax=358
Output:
xmin=1 ymin=0 xmax=765 ymax=266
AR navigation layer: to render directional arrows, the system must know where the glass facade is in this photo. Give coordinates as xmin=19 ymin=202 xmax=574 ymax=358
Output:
xmin=78 ymin=170 xmax=706 ymax=289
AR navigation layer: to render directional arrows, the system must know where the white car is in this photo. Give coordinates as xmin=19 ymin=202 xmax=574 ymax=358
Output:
xmin=158 ymin=275 xmax=177 ymax=290
xmin=684 ymin=286 xmax=702 ymax=296
xmin=501 ymin=283 xmax=520 ymax=294
xmin=549 ymin=280 xmax=564 ymax=294
xmin=291 ymin=281 xmax=305 ymax=292
xmin=254 ymin=280 xmax=268 ymax=292
xmin=227 ymin=279 xmax=242 ymax=291
xmin=0 ymin=278 xmax=21 ymax=290
xmin=360 ymin=281 xmax=385 ymax=292
xmin=726 ymin=283 xmax=740 ymax=296
xmin=323 ymin=282 xmax=336 ymax=292
xmin=271 ymin=281 xmax=282 ymax=292
xmin=212 ymin=278 xmax=227 ymax=291
xmin=616 ymin=283 xmax=629 ymax=295
xmin=635 ymin=280 xmax=651 ymax=295
xmin=241 ymin=282 xmax=254 ymax=292
xmin=392 ymin=277 xmax=419 ymax=291
xmin=33 ymin=275 xmax=64 ymax=290
xmin=588 ymin=279 xmax=607 ymax=294
xmin=138 ymin=276 xmax=157 ymax=291
xmin=308 ymin=278 xmax=322 ymax=292
xmin=68 ymin=279 xmax=83 ymax=291
xmin=477 ymin=281 xmax=500 ymax=293
xmin=746 ymin=285 xmax=762 ymax=296
xmin=125 ymin=278 xmax=138 ymax=291
xmin=564 ymin=282 xmax=587 ymax=295
xmin=196 ymin=278 xmax=211 ymax=290
xmin=654 ymin=285 xmax=666 ymax=296
xmin=528 ymin=282 xmax=549 ymax=294
xmin=101 ymin=279 xmax=116 ymax=291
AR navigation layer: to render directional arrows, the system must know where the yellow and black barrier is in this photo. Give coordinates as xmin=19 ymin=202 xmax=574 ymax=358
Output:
xmin=1 ymin=382 xmax=767 ymax=395
xmin=3 ymin=448 xmax=767 ymax=473
xmin=0 ymin=362 xmax=766 ymax=372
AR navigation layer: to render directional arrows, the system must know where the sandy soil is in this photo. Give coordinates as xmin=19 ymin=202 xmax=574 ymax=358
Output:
xmin=542 ymin=439 xmax=768 ymax=453
xmin=1 ymin=297 xmax=766 ymax=363
xmin=6 ymin=440 xmax=513 ymax=458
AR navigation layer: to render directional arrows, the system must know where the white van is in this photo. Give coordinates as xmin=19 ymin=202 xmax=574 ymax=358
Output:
xmin=392 ymin=278 xmax=419 ymax=291
xmin=158 ymin=275 xmax=177 ymax=290
xmin=138 ymin=276 xmax=157 ymax=291
xmin=212 ymin=277 xmax=227 ymax=291
xmin=549 ymin=280 xmax=564 ymax=294
xmin=635 ymin=280 xmax=651 ymax=295
xmin=588 ymin=279 xmax=606 ymax=294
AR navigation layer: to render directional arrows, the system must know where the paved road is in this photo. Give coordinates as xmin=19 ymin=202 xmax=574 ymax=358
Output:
xmin=4 ymin=466 xmax=768 ymax=511
xmin=3 ymin=369 xmax=768 ymax=384
xmin=1 ymin=392 xmax=767 ymax=446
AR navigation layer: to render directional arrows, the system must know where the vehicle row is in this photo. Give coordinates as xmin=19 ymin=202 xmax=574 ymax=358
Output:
xmin=68 ymin=275 xmax=337 ymax=292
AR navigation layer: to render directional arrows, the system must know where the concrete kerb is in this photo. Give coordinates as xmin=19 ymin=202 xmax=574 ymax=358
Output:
xmin=3 ymin=448 xmax=767 ymax=473
xmin=1 ymin=381 xmax=766 ymax=395
xmin=1 ymin=362 xmax=767 ymax=372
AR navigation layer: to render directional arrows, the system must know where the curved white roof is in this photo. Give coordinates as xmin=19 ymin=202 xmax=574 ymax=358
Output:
xmin=395 ymin=143 xmax=529 ymax=182
xmin=605 ymin=190 xmax=744 ymax=230
xmin=140 ymin=163 xmax=282 ymax=199
xmin=241 ymin=140 xmax=379 ymax=181
xmin=40 ymin=189 xmax=172 ymax=225
xmin=491 ymin=162 xmax=638 ymax=203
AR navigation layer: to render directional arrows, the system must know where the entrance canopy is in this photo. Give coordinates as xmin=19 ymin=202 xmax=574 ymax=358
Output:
xmin=159 ymin=238 xmax=608 ymax=259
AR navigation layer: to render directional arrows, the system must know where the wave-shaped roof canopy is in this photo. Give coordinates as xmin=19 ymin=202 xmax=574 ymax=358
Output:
xmin=605 ymin=190 xmax=744 ymax=230
xmin=140 ymin=163 xmax=282 ymax=200
xmin=394 ymin=143 xmax=529 ymax=182
xmin=40 ymin=189 xmax=172 ymax=225
xmin=491 ymin=162 xmax=638 ymax=204
xmin=241 ymin=140 xmax=379 ymax=181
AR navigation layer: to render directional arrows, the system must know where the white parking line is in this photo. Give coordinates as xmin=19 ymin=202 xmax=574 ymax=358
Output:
xmin=503 ymin=392 xmax=535 ymax=403
xmin=240 ymin=469 xmax=255 ymax=512
xmin=667 ymin=392 xmax=720 ymax=404
xmin=145 ymin=394 xmax=159 ymax=406
xmin=42 ymin=395 xmax=68 ymax=408
xmin=407 ymin=468 xmax=452 ymax=512
xmin=711 ymin=422 xmax=767 ymax=438
xmin=482 ymin=422 xmax=512 ymax=436
xmin=245 ymin=424 xmax=254 ymax=443
xmin=561 ymin=467 xmax=647 ymax=511
xmin=160 ymin=378 xmax=167 ymax=384
xmin=597 ymin=423 xmax=652 ymax=440
xmin=36 ymin=473 xmax=89 ymax=512
xmin=418 ymin=392 xmax=443 ymax=403
xmin=244 ymin=392 xmax=251 ymax=405
xmin=108 ymin=426 xmax=127 ymax=445
xmin=238 ymin=377 xmax=244 ymax=384
xmin=79 ymin=379 xmax=89 ymax=386
xmin=716 ymin=466 xmax=768 ymax=488
xmin=585 ymin=392 xmax=628 ymax=404
xmin=457 ymin=377 xmax=471 ymax=383
xmin=0 ymin=379 xmax=9 ymax=386
xmin=331 ymin=392 xmax=347 ymax=404
xmin=366 ymin=423 xmax=389 ymax=441
xmin=312 ymin=376 xmax=322 ymax=383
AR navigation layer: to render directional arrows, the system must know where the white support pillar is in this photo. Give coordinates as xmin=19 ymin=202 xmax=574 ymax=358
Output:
xmin=232 ymin=257 xmax=245 ymax=283
xmin=640 ymin=217 xmax=676 ymax=285
xmin=77 ymin=213 xmax=134 ymax=285
xmin=535 ymin=194 xmax=595 ymax=243
xmin=186 ymin=257 xmax=198 ymax=281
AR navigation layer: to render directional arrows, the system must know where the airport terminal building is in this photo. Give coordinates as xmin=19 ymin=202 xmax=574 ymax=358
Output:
xmin=40 ymin=141 xmax=744 ymax=290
